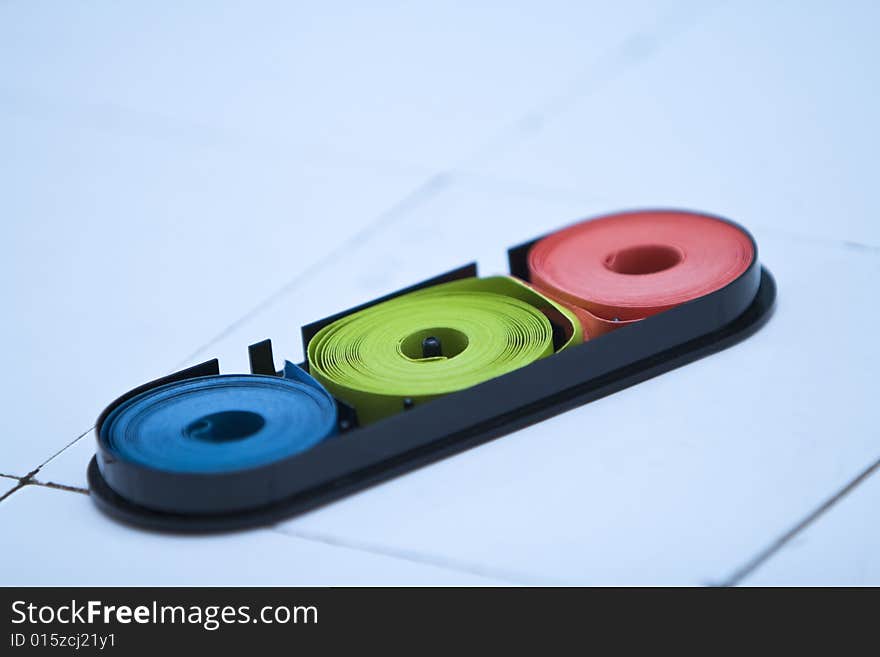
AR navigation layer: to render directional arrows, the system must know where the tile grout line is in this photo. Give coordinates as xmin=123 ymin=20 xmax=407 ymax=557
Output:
xmin=271 ymin=526 xmax=563 ymax=586
xmin=759 ymin=230 xmax=880 ymax=254
xmin=0 ymin=481 xmax=27 ymax=504
xmin=0 ymin=458 xmax=90 ymax=505
xmin=27 ymin=479 xmax=89 ymax=495
xmin=0 ymin=479 xmax=90 ymax=504
xmin=0 ymin=427 xmax=96 ymax=500
xmin=721 ymin=454 xmax=880 ymax=586
xmin=36 ymin=426 xmax=95 ymax=471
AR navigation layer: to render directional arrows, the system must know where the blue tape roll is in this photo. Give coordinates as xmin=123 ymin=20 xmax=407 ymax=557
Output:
xmin=101 ymin=364 xmax=337 ymax=474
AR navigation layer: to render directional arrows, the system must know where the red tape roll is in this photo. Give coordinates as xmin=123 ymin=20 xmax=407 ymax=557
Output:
xmin=528 ymin=210 xmax=755 ymax=339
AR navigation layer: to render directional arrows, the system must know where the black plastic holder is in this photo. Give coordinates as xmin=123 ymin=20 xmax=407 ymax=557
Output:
xmin=88 ymin=218 xmax=776 ymax=532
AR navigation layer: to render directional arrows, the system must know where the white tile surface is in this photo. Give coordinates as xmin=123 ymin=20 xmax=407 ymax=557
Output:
xmin=471 ymin=0 xmax=880 ymax=247
xmin=4 ymin=1 xmax=878 ymax=585
xmin=0 ymin=107 xmax=424 ymax=475
xmin=0 ymin=485 xmax=506 ymax=585
xmin=743 ymin=463 xmax=880 ymax=586
xmin=0 ymin=0 xmax=702 ymax=169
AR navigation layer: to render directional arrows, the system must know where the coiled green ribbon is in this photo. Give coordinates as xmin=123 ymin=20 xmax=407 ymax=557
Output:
xmin=308 ymin=276 xmax=583 ymax=425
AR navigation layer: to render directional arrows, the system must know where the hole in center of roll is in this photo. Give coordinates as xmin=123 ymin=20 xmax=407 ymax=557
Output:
xmin=603 ymin=244 xmax=682 ymax=275
xmin=184 ymin=410 xmax=266 ymax=442
xmin=400 ymin=328 xmax=469 ymax=360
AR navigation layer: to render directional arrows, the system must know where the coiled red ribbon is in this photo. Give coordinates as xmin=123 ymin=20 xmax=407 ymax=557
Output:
xmin=528 ymin=210 xmax=755 ymax=339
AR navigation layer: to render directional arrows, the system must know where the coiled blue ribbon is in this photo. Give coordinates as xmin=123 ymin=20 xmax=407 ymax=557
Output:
xmin=101 ymin=362 xmax=337 ymax=473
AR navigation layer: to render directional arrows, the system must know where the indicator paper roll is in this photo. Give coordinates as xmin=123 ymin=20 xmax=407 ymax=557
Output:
xmin=101 ymin=363 xmax=337 ymax=474
xmin=308 ymin=276 xmax=583 ymax=425
xmin=528 ymin=209 xmax=755 ymax=338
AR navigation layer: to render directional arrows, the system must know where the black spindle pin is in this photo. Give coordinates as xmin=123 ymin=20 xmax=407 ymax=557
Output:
xmin=422 ymin=336 xmax=442 ymax=358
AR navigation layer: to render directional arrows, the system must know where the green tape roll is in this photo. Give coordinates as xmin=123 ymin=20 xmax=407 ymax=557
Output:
xmin=308 ymin=276 xmax=583 ymax=425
